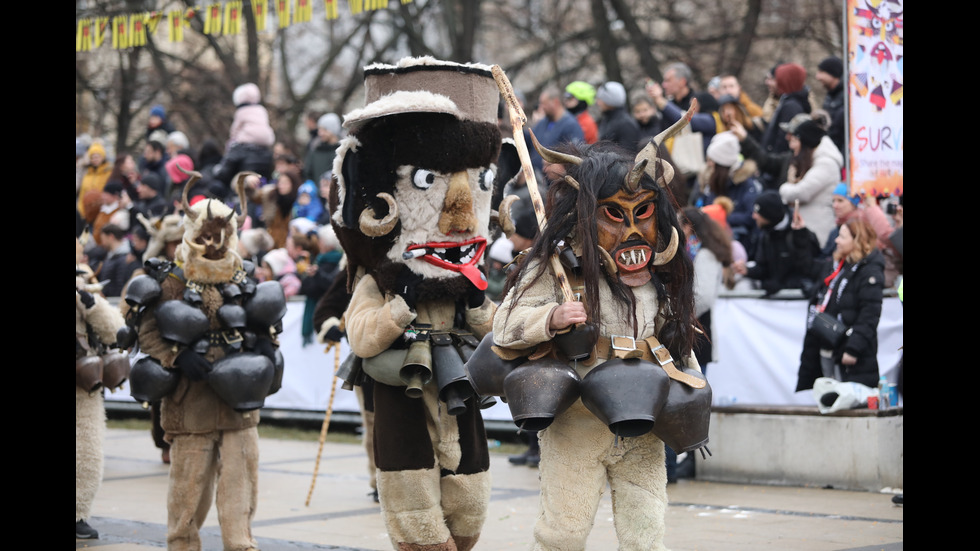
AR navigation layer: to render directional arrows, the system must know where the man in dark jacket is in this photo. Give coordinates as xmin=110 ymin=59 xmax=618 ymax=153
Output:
xmin=595 ymin=81 xmax=642 ymax=153
xmin=734 ymin=191 xmax=820 ymax=297
xmin=816 ymin=56 xmax=846 ymax=156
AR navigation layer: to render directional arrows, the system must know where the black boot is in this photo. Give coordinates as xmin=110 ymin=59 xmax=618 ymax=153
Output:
xmin=76 ymin=520 xmax=99 ymax=539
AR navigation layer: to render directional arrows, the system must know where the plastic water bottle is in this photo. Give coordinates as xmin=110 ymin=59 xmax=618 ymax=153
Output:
xmin=877 ymin=376 xmax=890 ymax=409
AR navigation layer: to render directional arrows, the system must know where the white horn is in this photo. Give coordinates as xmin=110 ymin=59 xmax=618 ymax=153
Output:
xmin=652 ymin=227 xmax=680 ymax=266
xmin=359 ymin=193 xmax=399 ymax=237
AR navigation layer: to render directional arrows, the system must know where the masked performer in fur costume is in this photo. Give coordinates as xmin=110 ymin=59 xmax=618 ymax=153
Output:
xmin=491 ymin=105 xmax=710 ymax=551
xmin=123 ymin=171 xmax=286 ymax=551
xmin=76 ymin=261 xmax=127 ymax=540
xmin=329 ymin=56 xmax=518 ymax=551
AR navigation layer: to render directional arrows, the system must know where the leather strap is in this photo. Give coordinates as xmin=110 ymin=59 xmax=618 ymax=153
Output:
xmin=591 ymin=335 xmax=706 ymax=389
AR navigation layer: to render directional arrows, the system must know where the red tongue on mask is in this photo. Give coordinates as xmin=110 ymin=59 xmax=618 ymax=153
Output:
xmin=459 ymin=263 xmax=488 ymax=290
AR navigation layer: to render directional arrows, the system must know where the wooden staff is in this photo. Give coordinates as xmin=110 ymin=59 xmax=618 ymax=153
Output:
xmin=491 ymin=65 xmax=575 ymax=305
xmin=305 ymin=343 xmax=341 ymax=507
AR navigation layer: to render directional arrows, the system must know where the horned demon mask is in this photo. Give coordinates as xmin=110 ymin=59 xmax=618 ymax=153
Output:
xmin=529 ymin=103 xmax=698 ymax=287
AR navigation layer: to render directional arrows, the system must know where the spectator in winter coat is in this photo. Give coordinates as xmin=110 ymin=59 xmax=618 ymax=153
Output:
xmin=529 ymin=85 xmax=585 ymax=178
xmin=733 ymin=190 xmax=821 ymax=296
xmin=756 ymin=63 xmax=812 ymax=188
xmin=690 ymin=131 xmax=763 ymax=254
xmin=796 ymin=218 xmax=885 ymax=391
xmin=303 ymin=113 xmax=343 ymax=183
xmin=78 ymin=142 xmax=113 ymax=218
xmin=595 ymin=81 xmax=642 ymax=152
xmin=210 ymin=84 xmax=276 ymax=187
xmin=257 ymin=247 xmax=302 ymax=298
xmin=563 ymin=81 xmax=599 ymax=144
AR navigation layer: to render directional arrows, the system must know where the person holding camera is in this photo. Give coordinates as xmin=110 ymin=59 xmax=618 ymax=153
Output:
xmin=796 ymin=218 xmax=885 ymax=393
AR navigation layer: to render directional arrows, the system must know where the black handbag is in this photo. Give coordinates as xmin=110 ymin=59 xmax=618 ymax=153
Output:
xmin=810 ymin=311 xmax=847 ymax=348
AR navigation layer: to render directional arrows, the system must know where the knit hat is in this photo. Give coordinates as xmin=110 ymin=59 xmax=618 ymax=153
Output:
xmin=87 ymin=142 xmax=106 ymax=158
xmin=150 ymin=104 xmax=166 ymax=118
xmin=513 ymin=207 xmax=539 ymax=240
xmin=706 ymin=131 xmax=740 ymax=167
xmin=167 ymin=131 xmax=190 ymax=150
xmin=288 ymin=216 xmax=318 ymax=237
xmin=792 ymin=120 xmax=826 ymax=148
xmin=774 ymin=63 xmax=807 ymax=95
xmin=317 ymin=113 xmax=343 ymax=137
xmin=103 ymin=180 xmax=124 ymax=197
xmin=817 ymin=56 xmax=844 ymax=79
xmin=702 ymin=203 xmax=730 ymax=232
xmin=140 ymin=172 xmax=164 ymax=195
xmin=262 ymin=248 xmax=295 ymax=278
xmin=833 ymin=182 xmax=860 ymax=207
xmin=717 ymin=94 xmax=740 ymax=108
xmin=754 ymin=190 xmax=786 ymax=224
xmin=232 ymin=83 xmax=261 ymax=107
xmin=165 ymin=154 xmax=194 ymax=184
xmin=596 ymin=81 xmax=627 ymax=108
xmin=565 ymin=81 xmax=597 ymax=106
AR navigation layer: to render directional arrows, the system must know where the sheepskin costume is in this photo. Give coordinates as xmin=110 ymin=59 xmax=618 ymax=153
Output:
xmin=129 ymin=172 xmax=281 ymax=551
xmin=330 ymin=56 xmax=518 ymax=551
xmin=492 ymin=109 xmax=708 ymax=550
xmin=76 ymin=278 xmax=125 ymax=529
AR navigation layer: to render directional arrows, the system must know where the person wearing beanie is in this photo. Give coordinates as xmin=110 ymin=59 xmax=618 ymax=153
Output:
xmin=130 ymin=171 xmax=169 ymax=229
xmin=717 ymin=93 xmax=763 ymax=143
xmin=258 ymin=247 xmax=302 ymax=298
xmin=732 ymin=189 xmax=821 ymax=296
xmin=145 ymin=104 xmax=176 ymax=142
xmin=691 ymin=131 xmax=763 ymax=254
xmin=816 ymin=56 xmax=846 ymax=155
xmin=776 ymin=116 xmax=843 ymax=247
xmin=77 ymin=142 xmax=113 ymax=217
xmin=819 ymin=182 xmax=896 ymax=266
xmin=758 ymin=62 xmax=813 ymax=176
xmin=563 ymin=81 xmax=599 ymax=144
xmin=210 ymin=84 xmax=276 ymax=187
xmin=303 ymin=113 xmax=343 ymax=183
xmin=529 ymin=85 xmax=585 ymax=177
xmin=229 ymin=83 xmax=276 ymax=149
xmin=595 ymin=80 xmax=642 ymax=152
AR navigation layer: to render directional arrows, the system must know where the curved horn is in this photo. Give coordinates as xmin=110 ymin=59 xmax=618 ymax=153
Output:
xmin=529 ymin=129 xmax=582 ymax=166
xmin=652 ymin=227 xmax=680 ymax=266
xmin=562 ymin=174 xmax=581 ymax=191
xmin=597 ymin=246 xmax=618 ymax=276
xmin=496 ymin=194 xmax=518 ymax=237
xmin=651 ymin=98 xmax=698 ymax=149
xmin=232 ymin=172 xmax=258 ymax=228
xmin=359 ymin=193 xmax=399 ymax=237
xmin=625 ymin=159 xmax=648 ymax=193
xmin=180 ymin=166 xmax=203 ymax=222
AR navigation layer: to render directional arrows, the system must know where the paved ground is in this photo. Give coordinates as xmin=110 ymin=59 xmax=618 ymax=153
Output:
xmin=78 ymin=427 xmax=902 ymax=551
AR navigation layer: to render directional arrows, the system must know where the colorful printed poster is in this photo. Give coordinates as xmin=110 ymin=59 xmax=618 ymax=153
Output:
xmin=846 ymin=0 xmax=903 ymax=197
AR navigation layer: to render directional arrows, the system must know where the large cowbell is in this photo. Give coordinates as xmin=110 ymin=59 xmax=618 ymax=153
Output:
xmin=651 ymin=367 xmax=712 ymax=453
xmin=503 ymin=358 xmax=581 ymax=432
xmin=580 ymin=358 xmax=671 ymax=438
xmin=464 ymin=332 xmax=524 ymax=399
xmin=430 ymin=331 xmax=474 ymax=416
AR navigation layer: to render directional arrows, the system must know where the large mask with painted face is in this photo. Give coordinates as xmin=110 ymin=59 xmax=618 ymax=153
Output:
xmin=331 ymin=57 xmax=506 ymax=299
xmin=530 ymin=102 xmax=699 ymax=287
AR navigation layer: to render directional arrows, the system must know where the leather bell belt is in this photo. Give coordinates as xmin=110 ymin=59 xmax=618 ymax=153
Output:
xmin=592 ymin=335 xmax=706 ymax=389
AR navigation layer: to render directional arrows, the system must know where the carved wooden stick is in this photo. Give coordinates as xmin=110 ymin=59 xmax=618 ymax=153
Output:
xmin=491 ymin=65 xmax=575 ymax=305
xmin=305 ymin=344 xmax=341 ymax=507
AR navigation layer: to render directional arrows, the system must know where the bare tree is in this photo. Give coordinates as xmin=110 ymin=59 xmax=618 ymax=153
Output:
xmin=77 ymin=0 xmax=844 ymax=159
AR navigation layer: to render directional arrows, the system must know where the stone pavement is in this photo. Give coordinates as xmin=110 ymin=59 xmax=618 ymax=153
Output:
xmin=78 ymin=428 xmax=902 ymax=551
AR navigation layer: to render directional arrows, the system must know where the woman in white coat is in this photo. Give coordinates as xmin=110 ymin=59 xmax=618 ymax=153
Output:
xmin=776 ymin=118 xmax=843 ymax=246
